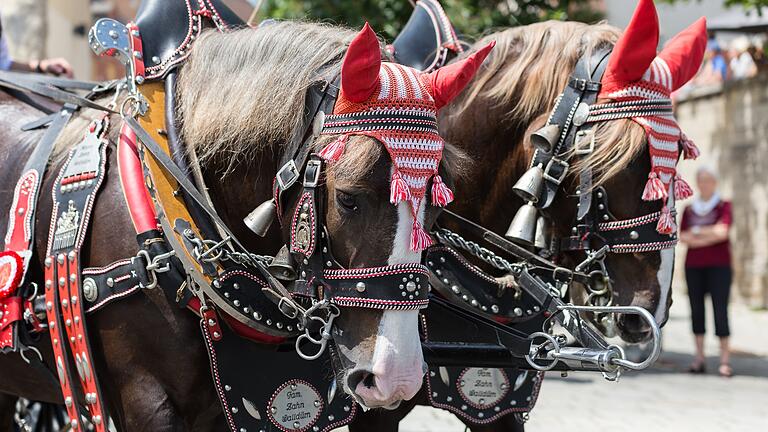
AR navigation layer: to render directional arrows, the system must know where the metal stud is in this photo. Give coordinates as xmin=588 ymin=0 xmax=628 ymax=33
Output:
xmin=630 ymin=230 xmax=640 ymax=240
xmin=514 ymin=307 xmax=523 ymax=317
xmin=45 ymin=257 xmax=52 ymax=268
xmin=406 ymin=281 xmax=417 ymax=292
xmin=491 ymin=305 xmax=499 ymax=313
xmin=356 ymin=282 xmax=366 ymax=293
xmin=57 ymin=254 xmax=65 ymax=265
xmin=106 ymin=277 xmax=114 ymax=288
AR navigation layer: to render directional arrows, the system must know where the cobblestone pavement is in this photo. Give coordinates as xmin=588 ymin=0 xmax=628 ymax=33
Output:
xmin=345 ymin=289 xmax=768 ymax=432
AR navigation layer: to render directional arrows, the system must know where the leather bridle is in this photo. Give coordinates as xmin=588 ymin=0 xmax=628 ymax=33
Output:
xmin=524 ymin=47 xmax=679 ymax=309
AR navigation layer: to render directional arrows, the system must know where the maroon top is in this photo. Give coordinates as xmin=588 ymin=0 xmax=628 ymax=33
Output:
xmin=680 ymin=201 xmax=732 ymax=268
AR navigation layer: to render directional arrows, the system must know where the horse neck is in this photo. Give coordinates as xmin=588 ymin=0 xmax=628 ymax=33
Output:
xmin=201 ymin=149 xmax=284 ymax=254
xmin=438 ymin=100 xmax=533 ymax=234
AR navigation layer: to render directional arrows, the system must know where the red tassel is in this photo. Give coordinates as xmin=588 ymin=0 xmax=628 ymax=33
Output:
xmin=642 ymin=172 xmax=668 ymax=201
xmin=680 ymin=134 xmax=700 ymax=160
xmin=318 ymin=135 xmax=347 ymax=162
xmin=390 ymin=171 xmax=411 ymax=204
xmin=430 ymin=175 xmax=454 ymax=207
xmin=656 ymin=205 xmax=677 ymax=235
xmin=674 ymin=175 xmax=693 ymax=200
xmin=410 ymin=220 xmax=433 ymax=251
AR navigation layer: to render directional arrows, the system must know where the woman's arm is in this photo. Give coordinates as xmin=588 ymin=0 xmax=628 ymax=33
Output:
xmin=680 ymin=223 xmax=729 ymax=248
xmin=9 ymin=58 xmax=74 ymax=77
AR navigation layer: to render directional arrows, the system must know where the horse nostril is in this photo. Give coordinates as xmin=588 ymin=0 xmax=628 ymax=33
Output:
xmin=618 ymin=313 xmax=651 ymax=334
xmin=347 ymin=369 xmax=375 ymax=391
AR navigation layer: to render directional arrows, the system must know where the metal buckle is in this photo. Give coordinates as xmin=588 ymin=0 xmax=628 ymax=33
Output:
xmin=304 ymin=159 xmax=322 ymax=187
xmin=542 ymin=158 xmax=569 ymax=185
xmin=552 ymin=267 xmax=573 ymax=283
xmin=574 ymin=130 xmax=595 ymax=155
xmin=276 ymin=160 xmax=300 ymax=190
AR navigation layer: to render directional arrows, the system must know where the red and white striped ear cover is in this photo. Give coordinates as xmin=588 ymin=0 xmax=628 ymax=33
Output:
xmin=319 ymin=62 xmax=449 ymax=251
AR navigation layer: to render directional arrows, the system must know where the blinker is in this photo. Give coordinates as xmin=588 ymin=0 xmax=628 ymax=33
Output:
xmin=268 ymin=245 xmax=297 ymax=281
xmin=512 ymin=165 xmax=544 ymax=203
xmin=530 ymin=124 xmax=561 ymax=153
xmin=244 ymin=198 xmax=276 ymax=237
xmin=505 ymin=202 xmax=538 ymax=246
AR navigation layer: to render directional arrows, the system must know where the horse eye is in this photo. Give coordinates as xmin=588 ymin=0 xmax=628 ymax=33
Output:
xmin=336 ymin=191 xmax=359 ymax=212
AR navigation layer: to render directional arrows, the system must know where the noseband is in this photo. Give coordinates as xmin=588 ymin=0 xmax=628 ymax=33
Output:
xmin=275 ymin=156 xmax=430 ymax=311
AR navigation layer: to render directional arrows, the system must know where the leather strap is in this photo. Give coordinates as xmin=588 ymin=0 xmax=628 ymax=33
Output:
xmin=44 ymin=116 xmax=112 ymax=431
xmin=531 ymin=49 xmax=612 ymax=209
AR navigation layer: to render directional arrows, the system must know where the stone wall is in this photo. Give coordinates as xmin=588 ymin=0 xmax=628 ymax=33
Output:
xmin=675 ymin=77 xmax=768 ymax=308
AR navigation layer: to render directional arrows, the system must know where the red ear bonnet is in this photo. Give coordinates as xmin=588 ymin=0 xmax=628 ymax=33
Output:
xmin=592 ymin=0 xmax=707 ymax=235
xmin=322 ymin=23 xmax=493 ymax=250
xmin=340 ymin=23 xmax=381 ymax=103
xmin=425 ymin=41 xmax=495 ymax=110
xmin=600 ymin=0 xmax=659 ymax=96
xmin=657 ymin=17 xmax=708 ymax=91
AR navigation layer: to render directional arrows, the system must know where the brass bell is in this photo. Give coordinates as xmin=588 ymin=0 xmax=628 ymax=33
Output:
xmin=504 ymin=202 xmax=538 ymax=246
xmin=512 ymin=164 xmax=544 ymax=203
xmin=268 ymin=245 xmax=297 ymax=281
xmin=533 ymin=216 xmax=550 ymax=250
xmin=244 ymin=199 xmax=276 ymax=237
xmin=530 ymin=124 xmax=561 ymax=153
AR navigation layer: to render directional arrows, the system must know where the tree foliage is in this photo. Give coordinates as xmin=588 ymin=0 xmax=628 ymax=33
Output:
xmin=261 ymin=0 xmax=604 ymax=40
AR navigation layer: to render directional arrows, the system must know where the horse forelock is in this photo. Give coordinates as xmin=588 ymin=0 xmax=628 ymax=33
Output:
xmin=444 ymin=20 xmax=648 ymax=189
xmin=176 ymin=21 xmax=359 ymax=174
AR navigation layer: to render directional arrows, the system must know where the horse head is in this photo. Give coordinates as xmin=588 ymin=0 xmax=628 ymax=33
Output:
xmin=439 ymin=0 xmax=705 ymax=344
xmin=309 ymin=23 xmax=491 ymax=409
xmin=178 ymin=22 xmax=490 ymax=409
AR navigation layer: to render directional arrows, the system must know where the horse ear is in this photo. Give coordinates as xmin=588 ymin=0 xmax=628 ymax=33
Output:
xmin=657 ymin=18 xmax=708 ymax=91
xmin=424 ymin=41 xmax=494 ymax=110
xmin=341 ymin=22 xmax=381 ymax=103
xmin=601 ymin=0 xmax=659 ymax=95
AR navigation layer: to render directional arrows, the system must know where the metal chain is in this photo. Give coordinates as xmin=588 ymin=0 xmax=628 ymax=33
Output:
xmin=433 ymin=228 xmax=525 ymax=275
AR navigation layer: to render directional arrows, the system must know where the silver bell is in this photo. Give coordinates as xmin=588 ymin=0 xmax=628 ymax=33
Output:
xmin=530 ymin=124 xmax=561 ymax=153
xmin=268 ymin=245 xmax=297 ymax=281
xmin=504 ymin=202 xmax=538 ymax=246
xmin=512 ymin=164 xmax=544 ymax=203
xmin=244 ymin=199 xmax=276 ymax=237
xmin=533 ymin=216 xmax=550 ymax=250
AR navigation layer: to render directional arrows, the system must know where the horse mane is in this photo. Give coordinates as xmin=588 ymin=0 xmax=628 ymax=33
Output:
xmin=450 ymin=20 xmax=647 ymax=188
xmin=177 ymin=21 xmax=358 ymax=171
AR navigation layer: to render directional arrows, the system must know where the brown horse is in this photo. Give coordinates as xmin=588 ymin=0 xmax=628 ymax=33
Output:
xmin=0 ymin=21 xmax=478 ymax=430
xmin=352 ymin=4 xmax=705 ymax=430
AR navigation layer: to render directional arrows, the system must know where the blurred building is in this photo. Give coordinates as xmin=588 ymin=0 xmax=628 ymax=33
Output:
xmin=0 ymin=0 xmax=253 ymax=80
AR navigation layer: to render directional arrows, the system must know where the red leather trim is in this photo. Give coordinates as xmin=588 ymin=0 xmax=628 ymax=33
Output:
xmin=118 ymin=122 xmax=157 ymax=234
xmin=187 ymin=297 xmax=286 ymax=344
xmin=59 ymin=254 xmax=108 ymax=431
xmin=44 ymin=257 xmax=81 ymax=427
xmin=127 ymin=22 xmax=145 ymax=79
xmin=0 ymin=296 xmax=22 ymax=349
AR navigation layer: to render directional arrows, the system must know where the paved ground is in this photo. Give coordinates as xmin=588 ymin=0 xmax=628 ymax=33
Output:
xmin=358 ymin=289 xmax=768 ymax=431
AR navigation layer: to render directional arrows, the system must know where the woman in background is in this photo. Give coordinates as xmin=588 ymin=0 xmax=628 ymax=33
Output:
xmin=679 ymin=167 xmax=734 ymax=377
xmin=0 ymin=18 xmax=73 ymax=76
